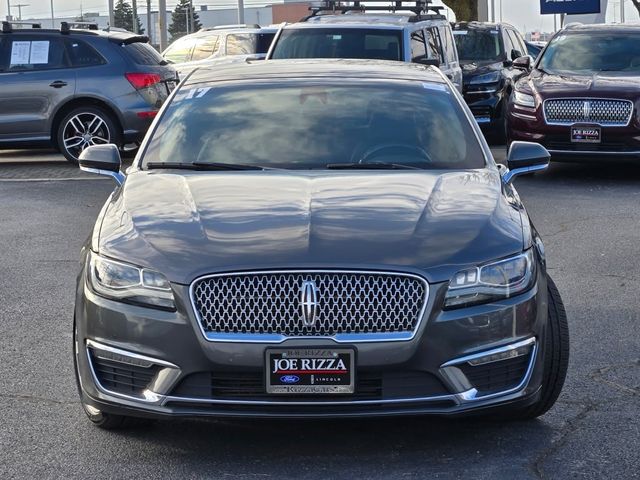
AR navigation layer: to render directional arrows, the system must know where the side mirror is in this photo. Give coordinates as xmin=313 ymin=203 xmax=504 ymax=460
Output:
xmin=78 ymin=144 xmax=125 ymax=185
xmin=511 ymin=49 xmax=523 ymax=61
xmin=512 ymin=55 xmax=531 ymax=71
xmin=502 ymin=141 xmax=550 ymax=183
xmin=418 ymin=57 xmax=440 ymax=67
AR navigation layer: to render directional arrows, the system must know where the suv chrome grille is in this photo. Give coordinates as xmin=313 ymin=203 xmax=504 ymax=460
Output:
xmin=544 ymin=98 xmax=633 ymax=126
xmin=191 ymin=271 xmax=428 ymax=341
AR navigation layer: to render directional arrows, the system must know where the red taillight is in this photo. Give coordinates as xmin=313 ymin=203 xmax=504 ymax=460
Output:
xmin=136 ymin=111 xmax=158 ymax=118
xmin=125 ymin=72 xmax=161 ymax=89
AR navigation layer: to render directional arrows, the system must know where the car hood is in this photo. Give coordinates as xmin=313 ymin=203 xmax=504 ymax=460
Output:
xmin=97 ymin=170 xmax=523 ymax=285
xmin=460 ymin=60 xmax=503 ymax=80
xmin=527 ymin=69 xmax=640 ymax=99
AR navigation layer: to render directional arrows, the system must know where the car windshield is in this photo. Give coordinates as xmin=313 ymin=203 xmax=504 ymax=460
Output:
xmin=142 ymin=81 xmax=485 ymax=170
xmin=271 ymin=28 xmax=403 ymax=60
xmin=538 ymin=32 xmax=640 ymax=73
xmin=453 ymin=29 xmax=503 ymax=62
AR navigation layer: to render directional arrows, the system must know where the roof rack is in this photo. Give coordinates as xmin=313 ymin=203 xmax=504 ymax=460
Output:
xmin=200 ymin=23 xmax=261 ymax=31
xmin=61 ymin=21 xmax=99 ymax=32
xmin=308 ymin=0 xmax=444 ymax=18
xmin=1 ymin=21 xmax=42 ymax=33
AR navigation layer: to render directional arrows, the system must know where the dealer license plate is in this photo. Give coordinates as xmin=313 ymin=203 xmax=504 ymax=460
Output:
xmin=571 ymin=124 xmax=601 ymax=143
xmin=266 ymin=348 xmax=355 ymax=394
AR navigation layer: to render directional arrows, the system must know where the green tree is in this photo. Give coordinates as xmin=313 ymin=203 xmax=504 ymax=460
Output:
xmin=168 ymin=0 xmax=202 ymax=41
xmin=113 ymin=0 xmax=144 ymax=34
xmin=443 ymin=0 xmax=478 ymax=22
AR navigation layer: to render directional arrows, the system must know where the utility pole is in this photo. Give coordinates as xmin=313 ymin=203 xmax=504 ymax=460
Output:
xmin=15 ymin=3 xmax=27 ymax=20
xmin=620 ymin=0 xmax=625 ymax=23
xmin=132 ymin=0 xmax=138 ymax=33
xmin=50 ymin=0 xmax=54 ymax=27
xmin=146 ymin=0 xmax=151 ymax=42
xmin=190 ymin=0 xmax=194 ymax=32
xmin=158 ymin=0 xmax=167 ymax=51
xmin=238 ymin=0 xmax=245 ymax=23
xmin=6 ymin=0 xmax=11 ymax=21
xmin=108 ymin=0 xmax=114 ymax=29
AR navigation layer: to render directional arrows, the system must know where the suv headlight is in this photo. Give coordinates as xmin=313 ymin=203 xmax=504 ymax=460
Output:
xmin=87 ymin=251 xmax=175 ymax=310
xmin=514 ymin=90 xmax=536 ymax=108
xmin=469 ymin=71 xmax=501 ymax=85
xmin=444 ymin=249 xmax=536 ymax=309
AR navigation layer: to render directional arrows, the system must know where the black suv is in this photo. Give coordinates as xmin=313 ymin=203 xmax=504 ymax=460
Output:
xmin=0 ymin=21 xmax=176 ymax=162
xmin=452 ymin=22 xmax=529 ymax=140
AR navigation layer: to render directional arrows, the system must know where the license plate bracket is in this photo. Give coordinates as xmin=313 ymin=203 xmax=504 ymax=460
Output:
xmin=571 ymin=124 xmax=601 ymax=143
xmin=266 ymin=347 xmax=355 ymax=394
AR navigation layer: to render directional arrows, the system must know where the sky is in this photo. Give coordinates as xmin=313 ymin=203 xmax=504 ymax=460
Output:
xmin=3 ymin=0 xmax=640 ymax=33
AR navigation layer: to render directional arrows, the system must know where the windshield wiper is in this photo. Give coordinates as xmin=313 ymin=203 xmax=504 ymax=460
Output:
xmin=325 ymin=162 xmax=422 ymax=170
xmin=146 ymin=162 xmax=266 ymax=171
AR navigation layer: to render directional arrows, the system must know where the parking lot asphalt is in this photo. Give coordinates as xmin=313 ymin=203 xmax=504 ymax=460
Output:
xmin=1 ymin=148 xmax=639 ymax=479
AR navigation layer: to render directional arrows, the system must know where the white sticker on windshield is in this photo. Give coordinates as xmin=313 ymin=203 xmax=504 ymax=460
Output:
xmin=453 ymin=31 xmax=467 ymax=35
xmin=184 ymin=87 xmax=212 ymax=99
xmin=422 ymin=83 xmax=448 ymax=92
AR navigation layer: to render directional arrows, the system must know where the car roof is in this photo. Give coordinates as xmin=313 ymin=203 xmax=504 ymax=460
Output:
xmin=453 ymin=21 xmax=515 ymax=31
xmin=291 ymin=12 xmax=447 ymax=29
xmin=562 ymin=22 xmax=640 ymax=33
xmin=185 ymin=58 xmax=446 ymax=86
xmin=180 ymin=26 xmax=277 ymax=39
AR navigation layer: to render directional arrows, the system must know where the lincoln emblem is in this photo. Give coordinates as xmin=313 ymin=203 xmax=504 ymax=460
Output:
xmin=300 ymin=279 xmax=319 ymax=327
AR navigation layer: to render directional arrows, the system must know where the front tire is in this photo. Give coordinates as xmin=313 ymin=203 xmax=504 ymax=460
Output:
xmin=510 ymin=275 xmax=570 ymax=419
xmin=57 ymin=106 xmax=120 ymax=164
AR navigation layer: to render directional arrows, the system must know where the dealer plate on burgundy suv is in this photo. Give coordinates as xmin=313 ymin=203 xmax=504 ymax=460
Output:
xmin=571 ymin=124 xmax=601 ymax=143
xmin=266 ymin=348 xmax=355 ymax=394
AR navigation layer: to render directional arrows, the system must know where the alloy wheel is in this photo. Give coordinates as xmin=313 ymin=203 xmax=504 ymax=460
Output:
xmin=62 ymin=112 xmax=111 ymax=160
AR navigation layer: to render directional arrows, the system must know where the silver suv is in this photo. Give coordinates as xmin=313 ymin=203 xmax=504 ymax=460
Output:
xmin=162 ymin=25 xmax=277 ymax=76
xmin=267 ymin=0 xmax=462 ymax=91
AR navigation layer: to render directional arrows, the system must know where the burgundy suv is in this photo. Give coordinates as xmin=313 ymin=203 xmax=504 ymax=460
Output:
xmin=507 ymin=23 xmax=640 ymax=160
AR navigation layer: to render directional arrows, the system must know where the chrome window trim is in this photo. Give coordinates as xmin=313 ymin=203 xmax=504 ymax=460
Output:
xmin=188 ymin=269 xmax=430 ymax=344
xmin=542 ymin=97 xmax=634 ymax=127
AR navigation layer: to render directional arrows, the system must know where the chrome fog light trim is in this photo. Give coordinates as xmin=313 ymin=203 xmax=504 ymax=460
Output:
xmin=85 ymin=340 xmax=182 ymax=402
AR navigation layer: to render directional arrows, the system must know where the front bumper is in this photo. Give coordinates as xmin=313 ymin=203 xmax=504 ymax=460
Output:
xmin=75 ymin=270 xmax=549 ymax=419
xmin=507 ymin=103 xmax=640 ymax=160
xmin=463 ymin=86 xmax=506 ymax=135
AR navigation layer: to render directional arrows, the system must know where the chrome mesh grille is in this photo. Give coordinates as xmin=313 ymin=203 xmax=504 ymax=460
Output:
xmin=191 ymin=271 xmax=428 ymax=338
xmin=544 ymin=98 xmax=633 ymax=126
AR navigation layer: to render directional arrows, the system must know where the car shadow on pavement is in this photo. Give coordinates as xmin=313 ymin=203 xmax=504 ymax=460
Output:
xmin=103 ymin=413 xmax=561 ymax=477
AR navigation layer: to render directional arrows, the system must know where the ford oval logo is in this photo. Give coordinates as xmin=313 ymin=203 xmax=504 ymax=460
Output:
xmin=280 ymin=375 xmax=300 ymax=384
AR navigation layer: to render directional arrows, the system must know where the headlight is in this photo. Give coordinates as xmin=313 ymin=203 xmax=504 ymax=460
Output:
xmin=87 ymin=251 xmax=175 ymax=310
xmin=444 ymin=249 xmax=536 ymax=309
xmin=514 ymin=90 xmax=536 ymax=108
xmin=469 ymin=71 xmax=501 ymax=85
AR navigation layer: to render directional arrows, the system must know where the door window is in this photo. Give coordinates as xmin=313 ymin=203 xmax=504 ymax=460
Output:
xmin=425 ymin=28 xmax=441 ymax=61
xmin=0 ymin=38 xmax=10 ymax=72
xmin=226 ymin=34 xmax=256 ymax=55
xmin=439 ymin=26 xmax=457 ymax=64
xmin=410 ymin=30 xmax=428 ymax=63
xmin=65 ymin=39 xmax=105 ymax=67
xmin=163 ymin=36 xmax=197 ymax=63
xmin=508 ymin=29 xmax=526 ymax=58
xmin=6 ymin=36 xmax=68 ymax=71
xmin=192 ymin=36 xmax=220 ymax=61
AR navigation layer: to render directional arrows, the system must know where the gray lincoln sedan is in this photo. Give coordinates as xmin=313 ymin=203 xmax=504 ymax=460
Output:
xmin=74 ymin=59 xmax=569 ymax=429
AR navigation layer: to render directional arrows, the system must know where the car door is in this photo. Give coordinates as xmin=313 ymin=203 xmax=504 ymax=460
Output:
xmin=438 ymin=25 xmax=463 ymax=92
xmin=0 ymin=34 xmax=75 ymax=143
